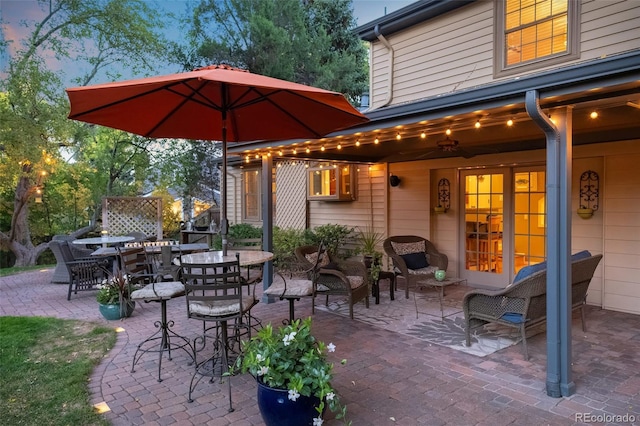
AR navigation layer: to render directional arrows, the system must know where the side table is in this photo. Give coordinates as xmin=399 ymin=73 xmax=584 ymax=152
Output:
xmin=373 ymin=271 xmax=396 ymax=304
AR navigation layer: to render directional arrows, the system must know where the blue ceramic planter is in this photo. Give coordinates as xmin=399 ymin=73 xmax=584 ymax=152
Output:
xmin=98 ymin=301 xmax=135 ymax=320
xmin=257 ymin=381 xmax=323 ymax=426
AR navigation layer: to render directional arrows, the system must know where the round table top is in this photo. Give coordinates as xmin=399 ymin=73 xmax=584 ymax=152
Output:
xmin=181 ymin=250 xmax=274 ymax=266
xmin=72 ymin=236 xmax=135 ymax=245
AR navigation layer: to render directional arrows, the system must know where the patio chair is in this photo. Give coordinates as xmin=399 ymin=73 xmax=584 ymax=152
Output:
xmin=296 ymin=243 xmax=369 ymax=320
xmin=50 ymin=235 xmax=94 ymax=284
xmin=181 ymin=256 xmax=258 ymax=409
xmin=263 ymin=245 xmax=328 ymax=323
xmin=120 ymin=246 xmax=192 ymax=382
xmin=383 ymin=235 xmax=449 ymax=299
xmin=228 ymin=237 xmax=264 ymax=290
xmin=52 ymin=240 xmax=110 ymax=300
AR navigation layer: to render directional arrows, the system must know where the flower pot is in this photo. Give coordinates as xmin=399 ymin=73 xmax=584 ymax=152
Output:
xmin=577 ymin=208 xmax=593 ymax=219
xmin=98 ymin=301 xmax=135 ymax=320
xmin=434 ymin=269 xmax=446 ymax=281
xmin=257 ymin=381 xmax=324 ymax=426
xmin=433 ymin=206 xmax=446 ymax=214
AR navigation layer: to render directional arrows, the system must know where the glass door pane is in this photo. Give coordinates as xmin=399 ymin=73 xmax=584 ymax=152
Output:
xmin=513 ymin=170 xmax=546 ymax=273
xmin=464 ymin=173 xmax=504 ymax=279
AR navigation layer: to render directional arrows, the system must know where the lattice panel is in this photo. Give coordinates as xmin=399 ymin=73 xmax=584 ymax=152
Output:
xmin=275 ymin=161 xmax=307 ymax=230
xmin=102 ymin=197 xmax=163 ymax=240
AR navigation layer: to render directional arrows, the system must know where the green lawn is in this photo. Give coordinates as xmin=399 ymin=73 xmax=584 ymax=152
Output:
xmin=0 ymin=316 xmax=116 ymax=425
xmin=0 ymin=265 xmax=54 ymax=277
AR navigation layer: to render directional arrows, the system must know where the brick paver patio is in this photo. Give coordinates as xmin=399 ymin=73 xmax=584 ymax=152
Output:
xmin=1 ymin=269 xmax=639 ymax=425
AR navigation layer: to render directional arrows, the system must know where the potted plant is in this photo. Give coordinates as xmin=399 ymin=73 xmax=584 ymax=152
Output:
xmin=577 ymin=205 xmax=594 ymax=219
xmin=96 ymin=270 xmax=136 ymax=320
xmin=356 ymin=225 xmax=384 ymax=267
xmin=233 ymin=317 xmax=350 ymax=426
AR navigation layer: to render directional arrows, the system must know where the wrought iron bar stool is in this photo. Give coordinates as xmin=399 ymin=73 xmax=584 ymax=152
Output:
xmin=181 ymin=256 xmax=258 ymax=410
xmin=118 ymin=246 xmax=193 ymax=382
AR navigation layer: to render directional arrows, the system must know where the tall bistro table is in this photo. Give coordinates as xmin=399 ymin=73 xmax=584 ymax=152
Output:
xmin=180 ymin=250 xmax=274 ymax=269
xmin=72 ymin=235 xmax=135 ymax=248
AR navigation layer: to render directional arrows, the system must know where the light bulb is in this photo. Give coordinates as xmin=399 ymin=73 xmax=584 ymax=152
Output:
xmin=475 ymin=120 xmax=481 ymax=129
xmin=396 ymin=133 xmax=401 ymax=140
xmin=590 ymin=111 xmax=598 ymax=119
xmin=306 ymin=147 xmax=310 ymax=153
xmin=337 ymin=144 xmax=342 ymax=150
xmin=446 ymin=128 xmax=452 ymax=136
xmin=355 ymin=140 xmax=360 ymax=147
xmin=374 ymin=137 xmax=379 ymax=144
xmin=507 ymin=119 xmax=514 ymax=126
xmin=321 ymin=146 xmax=325 ymax=151
xmin=421 ymin=131 xmax=426 ymax=139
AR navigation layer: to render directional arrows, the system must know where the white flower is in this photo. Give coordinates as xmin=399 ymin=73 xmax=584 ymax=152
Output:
xmin=327 ymin=343 xmax=336 ymax=353
xmin=288 ymin=389 xmax=300 ymax=401
xmin=257 ymin=366 xmax=269 ymax=376
xmin=283 ymin=331 xmax=297 ymax=346
xmin=256 ymin=353 xmax=264 ymax=362
xmin=313 ymin=417 xmax=324 ymax=425
xmin=326 ymin=392 xmax=335 ymax=401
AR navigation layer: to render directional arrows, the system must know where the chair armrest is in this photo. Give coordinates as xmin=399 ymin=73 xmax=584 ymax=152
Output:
xmin=429 ymin=252 xmax=448 ymax=271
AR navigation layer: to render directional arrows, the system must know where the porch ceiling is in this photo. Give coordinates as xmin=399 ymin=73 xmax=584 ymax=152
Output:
xmin=234 ymin=83 xmax=639 ymax=165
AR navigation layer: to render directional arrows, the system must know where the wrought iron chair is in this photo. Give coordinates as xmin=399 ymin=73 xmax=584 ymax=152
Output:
xmin=295 ymin=243 xmax=370 ymax=320
xmin=181 ymin=256 xmax=258 ymax=409
xmin=228 ymin=237 xmax=264 ymax=291
xmin=119 ymin=246 xmax=193 ymax=382
xmin=52 ymin=240 xmax=109 ymax=300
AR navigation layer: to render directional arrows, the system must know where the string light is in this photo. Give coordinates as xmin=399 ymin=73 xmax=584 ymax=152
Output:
xmin=355 ymin=140 xmax=360 ymax=147
xmin=396 ymin=132 xmax=401 ymax=140
xmin=420 ymin=131 xmax=426 ymax=139
xmin=255 ymin=154 xmax=260 ymax=159
xmin=507 ymin=118 xmax=514 ymax=127
xmin=374 ymin=137 xmax=379 ymax=144
xmin=475 ymin=120 xmax=481 ymax=129
xmin=590 ymin=111 xmax=598 ymax=119
xmin=245 ymin=155 xmax=250 ymax=163
xmin=337 ymin=143 xmax=342 ymax=150
xmin=293 ymin=149 xmax=297 ymax=155
xmin=306 ymin=147 xmax=311 ymax=153
xmin=320 ymin=146 xmax=325 ymax=152
xmin=446 ymin=128 xmax=452 ymax=136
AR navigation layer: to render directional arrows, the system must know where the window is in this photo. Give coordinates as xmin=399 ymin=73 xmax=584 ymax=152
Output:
xmin=514 ymin=170 xmax=546 ymax=273
xmin=306 ymin=164 xmax=356 ymax=201
xmin=243 ymin=169 xmax=260 ymax=220
xmin=495 ymin=0 xmax=579 ymax=76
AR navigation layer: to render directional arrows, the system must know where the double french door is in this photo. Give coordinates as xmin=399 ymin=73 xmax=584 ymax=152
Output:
xmin=460 ymin=168 xmax=546 ymax=288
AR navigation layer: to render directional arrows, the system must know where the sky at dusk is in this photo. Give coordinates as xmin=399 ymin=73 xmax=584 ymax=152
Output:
xmin=1 ymin=0 xmax=412 ymax=85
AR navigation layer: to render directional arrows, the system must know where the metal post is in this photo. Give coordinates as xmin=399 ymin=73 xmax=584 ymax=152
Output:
xmin=261 ymin=155 xmax=274 ymax=298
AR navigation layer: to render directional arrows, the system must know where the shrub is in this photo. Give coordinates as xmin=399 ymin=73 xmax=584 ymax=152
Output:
xmin=307 ymin=224 xmax=354 ymax=257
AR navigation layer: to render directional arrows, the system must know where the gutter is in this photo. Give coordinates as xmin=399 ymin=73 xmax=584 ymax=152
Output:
xmin=374 ymin=24 xmax=394 ymax=108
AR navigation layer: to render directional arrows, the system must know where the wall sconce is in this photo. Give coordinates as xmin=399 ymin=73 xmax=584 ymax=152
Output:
xmin=435 ymin=178 xmax=450 ymax=213
xmin=578 ymin=170 xmax=599 ymax=219
xmin=389 ymin=174 xmax=401 ymax=187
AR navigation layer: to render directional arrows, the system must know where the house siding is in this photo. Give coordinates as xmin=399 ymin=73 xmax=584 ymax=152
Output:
xmin=602 ymin=152 xmax=640 ymax=314
xmin=308 ymin=165 xmax=387 ymax=251
xmin=369 ymin=0 xmax=640 ymax=109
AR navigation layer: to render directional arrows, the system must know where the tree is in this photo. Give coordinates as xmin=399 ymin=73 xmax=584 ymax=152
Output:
xmin=1 ymin=0 xmax=169 ymax=266
xmin=182 ymin=0 xmax=368 ymax=104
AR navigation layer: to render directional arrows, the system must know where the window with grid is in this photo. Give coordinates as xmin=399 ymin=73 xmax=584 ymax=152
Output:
xmin=243 ymin=169 xmax=260 ymax=220
xmin=495 ymin=0 xmax=579 ymax=76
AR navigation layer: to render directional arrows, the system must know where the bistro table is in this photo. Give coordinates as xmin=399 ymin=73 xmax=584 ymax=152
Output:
xmin=180 ymin=249 xmax=274 ymax=267
xmin=72 ymin=235 xmax=134 ymax=248
xmin=90 ymin=242 xmax=209 ymax=257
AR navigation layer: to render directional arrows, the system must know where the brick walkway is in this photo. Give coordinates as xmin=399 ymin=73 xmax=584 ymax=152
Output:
xmin=1 ymin=269 xmax=639 ymax=425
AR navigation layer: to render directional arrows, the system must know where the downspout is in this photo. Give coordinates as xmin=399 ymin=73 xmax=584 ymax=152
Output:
xmin=374 ymin=24 xmax=394 ymax=107
xmin=525 ymin=90 xmax=573 ymax=398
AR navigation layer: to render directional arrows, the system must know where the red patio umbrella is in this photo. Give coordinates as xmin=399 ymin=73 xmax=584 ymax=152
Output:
xmin=66 ymin=64 xmax=368 ymax=254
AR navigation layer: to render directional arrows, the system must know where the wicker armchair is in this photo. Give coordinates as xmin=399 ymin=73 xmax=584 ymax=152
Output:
xmin=463 ymin=253 xmax=602 ymax=359
xmin=50 ymin=235 xmax=94 ymax=284
xmin=295 ymin=244 xmax=369 ymax=319
xmin=383 ymin=235 xmax=448 ymax=299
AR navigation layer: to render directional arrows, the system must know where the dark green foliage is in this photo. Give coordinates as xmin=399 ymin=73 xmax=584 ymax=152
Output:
xmin=306 ymin=223 xmax=354 ymax=257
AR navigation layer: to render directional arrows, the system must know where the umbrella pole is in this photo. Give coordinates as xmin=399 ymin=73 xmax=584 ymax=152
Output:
xmin=221 ymin=124 xmax=228 ymax=256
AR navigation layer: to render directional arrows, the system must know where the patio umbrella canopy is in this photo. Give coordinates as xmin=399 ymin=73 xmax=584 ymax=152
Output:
xmin=66 ymin=64 xmax=368 ymax=253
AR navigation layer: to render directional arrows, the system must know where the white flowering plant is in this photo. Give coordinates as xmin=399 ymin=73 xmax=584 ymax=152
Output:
xmin=96 ymin=270 xmax=136 ymax=305
xmin=232 ymin=317 xmax=350 ymax=425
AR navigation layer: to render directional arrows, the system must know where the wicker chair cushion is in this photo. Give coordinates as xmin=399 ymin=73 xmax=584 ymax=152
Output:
xmin=304 ymin=252 xmax=330 ymax=268
xmin=189 ymin=295 xmax=256 ymax=317
xmin=346 ymin=275 xmax=364 ymax=289
xmin=131 ymin=281 xmax=185 ymax=300
xmin=391 ymin=241 xmax=426 ymax=255
xmin=400 ymin=252 xmax=429 ymax=269
xmin=264 ymin=279 xmax=313 ymax=297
